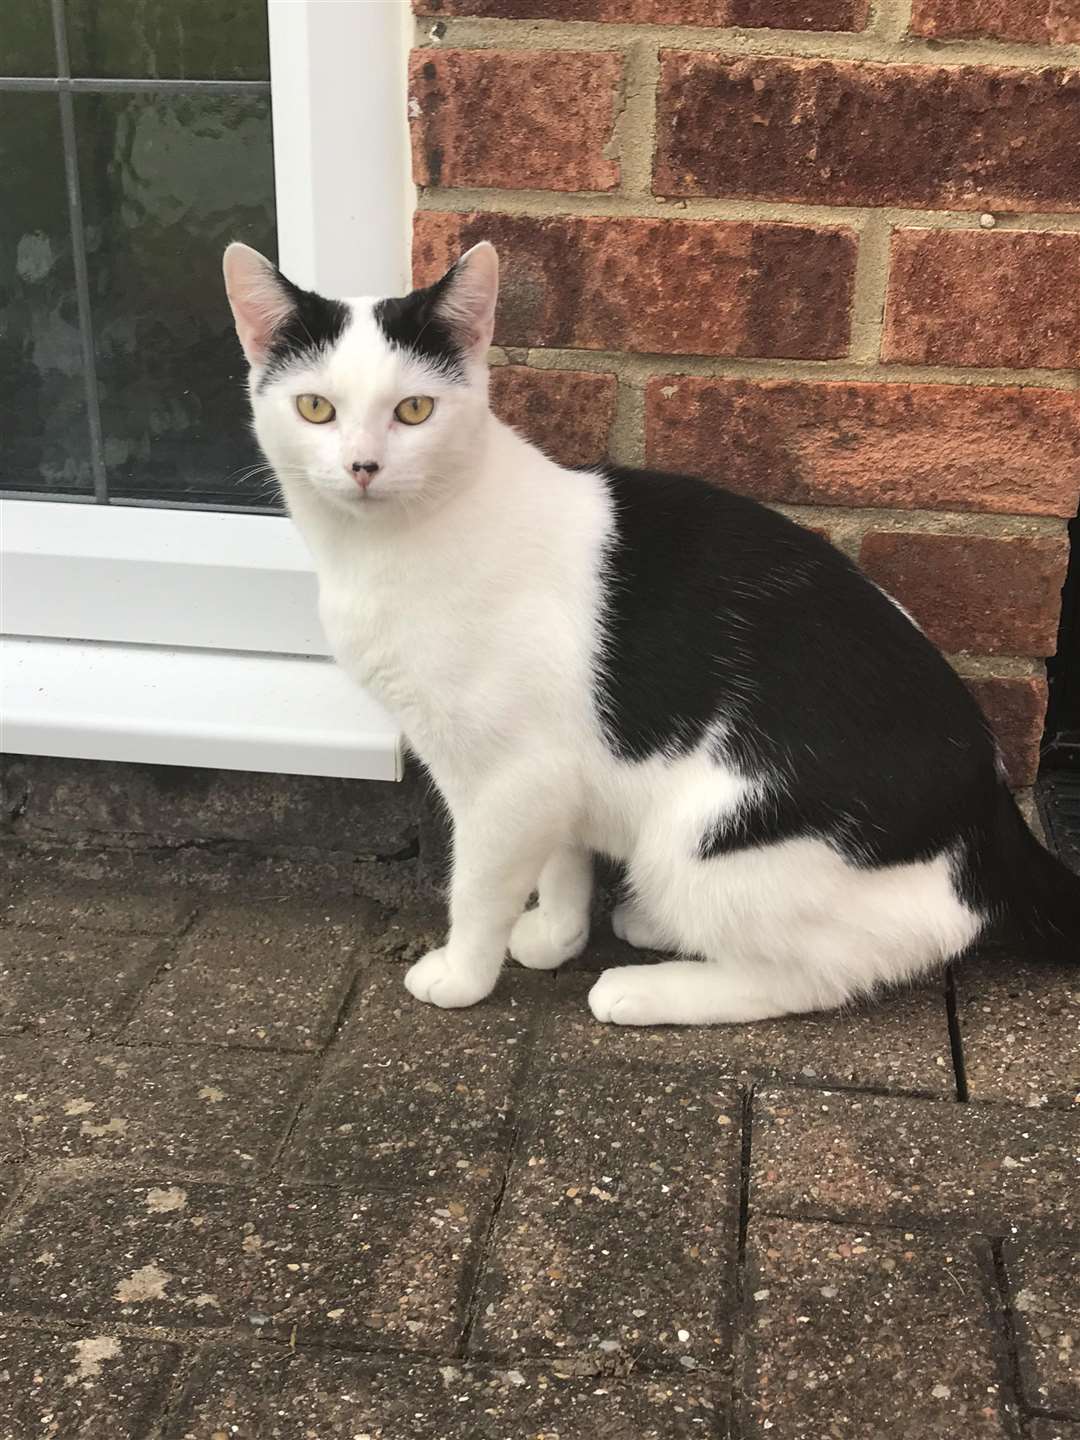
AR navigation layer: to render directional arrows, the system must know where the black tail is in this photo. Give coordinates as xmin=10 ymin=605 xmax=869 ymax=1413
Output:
xmin=980 ymin=784 xmax=1080 ymax=962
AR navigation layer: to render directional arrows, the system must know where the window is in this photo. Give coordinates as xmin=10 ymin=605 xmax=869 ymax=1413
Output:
xmin=2 ymin=1 xmax=412 ymax=780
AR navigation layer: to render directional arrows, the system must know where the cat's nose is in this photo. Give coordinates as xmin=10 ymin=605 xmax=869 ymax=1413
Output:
xmin=348 ymin=460 xmax=380 ymax=489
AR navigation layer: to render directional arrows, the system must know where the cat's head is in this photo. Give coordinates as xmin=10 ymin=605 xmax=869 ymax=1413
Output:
xmin=223 ymin=241 xmax=498 ymax=514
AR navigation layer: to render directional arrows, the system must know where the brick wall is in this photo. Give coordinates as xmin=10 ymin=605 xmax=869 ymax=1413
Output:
xmin=408 ymin=0 xmax=1080 ymax=792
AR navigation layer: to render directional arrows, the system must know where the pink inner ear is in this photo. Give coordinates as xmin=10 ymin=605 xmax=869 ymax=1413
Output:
xmin=224 ymin=246 xmax=294 ymax=366
xmin=437 ymin=243 xmax=499 ymax=359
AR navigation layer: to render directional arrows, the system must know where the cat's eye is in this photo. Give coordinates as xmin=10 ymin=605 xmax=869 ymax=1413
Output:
xmin=296 ymin=394 xmax=335 ymax=424
xmin=394 ymin=395 xmax=435 ymax=426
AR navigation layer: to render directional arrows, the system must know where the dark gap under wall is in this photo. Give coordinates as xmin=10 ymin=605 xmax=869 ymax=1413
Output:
xmin=1039 ymin=502 xmax=1080 ymax=871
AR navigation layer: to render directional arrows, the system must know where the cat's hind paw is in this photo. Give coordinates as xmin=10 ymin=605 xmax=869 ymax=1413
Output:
xmin=404 ymin=948 xmax=495 ymax=1009
xmin=588 ymin=965 xmax=666 ymax=1027
xmin=509 ymin=908 xmax=588 ymax=971
xmin=611 ymin=901 xmax=666 ymax=951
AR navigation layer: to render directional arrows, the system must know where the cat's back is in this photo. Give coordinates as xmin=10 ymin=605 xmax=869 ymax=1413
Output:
xmin=593 ymin=464 xmax=997 ymax=851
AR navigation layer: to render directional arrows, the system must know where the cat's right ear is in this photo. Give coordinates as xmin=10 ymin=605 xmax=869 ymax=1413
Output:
xmin=431 ymin=242 xmax=499 ymax=361
xmin=223 ymin=242 xmax=295 ymax=367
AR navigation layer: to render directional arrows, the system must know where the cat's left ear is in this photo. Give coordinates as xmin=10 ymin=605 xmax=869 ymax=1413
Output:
xmin=433 ymin=242 xmax=499 ymax=360
xmin=223 ymin=242 xmax=296 ymax=367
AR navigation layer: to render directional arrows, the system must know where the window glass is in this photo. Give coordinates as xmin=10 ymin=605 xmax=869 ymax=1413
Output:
xmin=1 ymin=4 xmax=278 ymax=508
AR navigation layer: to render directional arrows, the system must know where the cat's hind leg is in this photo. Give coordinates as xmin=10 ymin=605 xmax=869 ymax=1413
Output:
xmin=510 ymin=844 xmax=592 ymax=970
xmin=591 ymin=832 xmax=983 ymax=1026
xmin=610 ymin=898 xmax=673 ymax=951
xmin=588 ymin=956 xmax=848 ymax=1026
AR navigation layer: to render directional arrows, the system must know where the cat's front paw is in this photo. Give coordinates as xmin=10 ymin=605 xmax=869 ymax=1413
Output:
xmin=588 ymin=966 xmax=665 ymax=1027
xmin=404 ymin=948 xmax=495 ymax=1010
xmin=509 ymin=908 xmax=588 ymax=971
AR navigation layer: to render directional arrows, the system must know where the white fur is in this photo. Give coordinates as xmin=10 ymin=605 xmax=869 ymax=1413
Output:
xmin=228 ymin=245 xmax=983 ymax=1026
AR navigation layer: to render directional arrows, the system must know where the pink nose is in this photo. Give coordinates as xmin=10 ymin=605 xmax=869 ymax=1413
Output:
xmin=348 ymin=460 xmax=379 ymax=489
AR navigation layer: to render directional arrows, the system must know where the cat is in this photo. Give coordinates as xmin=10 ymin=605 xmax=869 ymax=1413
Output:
xmin=223 ymin=239 xmax=1080 ymax=1025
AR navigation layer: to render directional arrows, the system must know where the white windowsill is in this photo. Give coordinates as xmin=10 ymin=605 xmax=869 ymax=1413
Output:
xmin=0 ymin=498 xmax=403 ymax=781
xmin=1 ymin=636 xmax=401 ymax=781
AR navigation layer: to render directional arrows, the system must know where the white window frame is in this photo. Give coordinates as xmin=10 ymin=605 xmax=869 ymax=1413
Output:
xmin=1 ymin=0 xmax=414 ymax=781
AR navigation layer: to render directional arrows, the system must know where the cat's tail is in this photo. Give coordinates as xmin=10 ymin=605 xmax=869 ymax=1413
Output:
xmin=980 ymin=782 xmax=1080 ymax=962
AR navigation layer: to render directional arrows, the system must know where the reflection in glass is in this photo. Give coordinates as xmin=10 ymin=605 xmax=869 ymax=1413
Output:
xmin=66 ymin=0 xmax=270 ymax=81
xmin=77 ymin=91 xmax=278 ymax=505
xmin=0 ymin=94 xmax=94 ymax=494
xmin=1 ymin=7 xmax=57 ymax=77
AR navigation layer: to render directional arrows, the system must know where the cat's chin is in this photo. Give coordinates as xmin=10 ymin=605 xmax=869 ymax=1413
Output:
xmin=309 ymin=483 xmax=393 ymax=514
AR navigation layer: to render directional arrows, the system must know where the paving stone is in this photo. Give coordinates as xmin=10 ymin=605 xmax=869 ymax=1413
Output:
xmin=752 ymin=1088 xmax=1079 ymax=1233
xmin=1 ymin=1040 xmax=309 ymax=1172
xmin=166 ymin=1348 xmax=721 ymax=1439
xmin=1029 ymin=1423 xmax=1080 ymax=1440
xmin=475 ymin=1068 xmax=740 ymax=1367
xmin=1 ymin=879 xmax=195 ymax=935
xmin=548 ymin=971 xmax=954 ymax=1094
xmin=1006 ymin=1240 xmax=1080 ymax=1415
xmin=743 ymin=1218 xmax=1008 ymax=1437
xmin=0 ymin=1167 xmax=20 ymax=1216
xmin=125 ymin=899 xmax=378 ymax=1050
xmin=0 ymin=929 xmax=162 ymax=1039
xmin=285 ymin=968 xmax=535 ymax=1189
xmin=366 ymin=903 xmax=446 ymax=965
xmin=0 ymin=1326 xmax=178 ymax=1440
xmin=1 ymin=1178 xmax=475 ymax=1351
xmin=955 ymin=954 xmax=1080 ymax=1110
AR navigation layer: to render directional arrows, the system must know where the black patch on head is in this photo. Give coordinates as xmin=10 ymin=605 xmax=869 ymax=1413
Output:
xmin=256 ymin=273 xmax=350 ymax=392
xmin=373 ymin=264 xmax=466 ymax=380
xmin=594 ymin=465 xmax=1000 ymax=874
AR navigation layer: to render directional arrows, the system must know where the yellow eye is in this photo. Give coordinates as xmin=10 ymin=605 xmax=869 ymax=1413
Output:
xmin=296 ymin=394 xmax=335 ymax=424
xmin=394 ymin=395 xmax=435 ymax=426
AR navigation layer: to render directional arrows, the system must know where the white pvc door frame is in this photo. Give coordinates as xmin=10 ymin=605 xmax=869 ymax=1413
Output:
xmin=1 ymin=0 xmax=413 ymax=781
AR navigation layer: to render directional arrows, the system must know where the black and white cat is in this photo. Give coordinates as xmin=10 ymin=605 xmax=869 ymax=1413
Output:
xmin=224 ymin=239 xmax=1079 ymax=1025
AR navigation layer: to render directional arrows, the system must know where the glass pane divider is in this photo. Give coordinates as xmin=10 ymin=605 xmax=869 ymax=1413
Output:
xmin=51 ymin=0 xmax=109 ymax=503
xmin=0 ymin=77 xmax=271 ymax=93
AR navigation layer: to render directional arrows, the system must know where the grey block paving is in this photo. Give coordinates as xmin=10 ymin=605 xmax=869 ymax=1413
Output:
xmin=124 ymin=899 xmax=378 ymax=1050
xmin=165 ymin=1349 xmax=722 ymax=1439
xmin=0 ymin=857 xmax=1077 ymax=1438
xmin=0 ymin=1326 xmax=178 ymax=1440
xmin=0 ymin=929 xmax=163 ymax=1038
xmin=1 ymin=1178 xmax=476 ymax=1352
xmin=743 ymin=1219 xmax=1010 ymax=1438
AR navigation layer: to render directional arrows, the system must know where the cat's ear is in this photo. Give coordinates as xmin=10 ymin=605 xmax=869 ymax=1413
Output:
xmin=223 ymin=242 xmax=295 ymax=367
xmin=433 ymin=241 xmax=499 ymax=360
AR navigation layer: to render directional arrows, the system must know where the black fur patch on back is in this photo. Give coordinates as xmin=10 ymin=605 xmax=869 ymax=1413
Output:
xmin=374 ymin=264 xmax=465 ymax=380
xmin=256 ymin=274 xmax=350 ymax=391
xmin=595 ymin=465 xmax=999 ymax=870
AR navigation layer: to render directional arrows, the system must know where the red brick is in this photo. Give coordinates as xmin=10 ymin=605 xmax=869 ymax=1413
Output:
xmin=490 ymin=366 xmax=616 ymax=465
xmin=414 ymin=0 xmax=870 ymax=30
xmin=656 ymin=54 xmax=1080 ymax=211
xmin=408 ymin=51 xmax=621 ymax=194
xmin=414 ymin=210 xmax=856 ymax=358
xmin=966 ymin=675 xmax=1048 ymax=786
xmin=644 ymin=376 xmax=1080 ymax=517
xmin=883 ymin=231 xmax=1080 ymax=371
xmin=910 ymin=0 xmax=1080 ymax=44
xmin=859 ymin=531 xmax=1069 ymax=656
